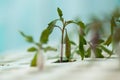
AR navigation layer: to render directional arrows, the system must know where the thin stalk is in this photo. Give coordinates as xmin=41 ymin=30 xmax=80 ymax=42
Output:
xmin=60 ymin=28 xmax=65 ymax=62
xmin=60 ymin=21 xmax=66 ymax=62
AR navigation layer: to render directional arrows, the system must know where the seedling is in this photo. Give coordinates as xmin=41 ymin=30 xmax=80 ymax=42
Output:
xmin=40 ymin=7 xmax=86 ymax=62
xmin=104 ymin=8 xmax=120 ymax=55
xmin=20 ymin=31 xmax=57 ymax=68
xmin=74 ymin=17 xmax=113 ymax=59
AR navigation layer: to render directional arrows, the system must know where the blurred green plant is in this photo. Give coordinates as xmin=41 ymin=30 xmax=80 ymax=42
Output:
xmin=73 ymin=18 xmax=112 ymax=59
xmin=19 ymin=31 xmax=57 ymax=67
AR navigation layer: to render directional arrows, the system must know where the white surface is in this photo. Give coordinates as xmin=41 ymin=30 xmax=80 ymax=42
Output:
xmin=0 ymin=53 xmax=120 ymax=80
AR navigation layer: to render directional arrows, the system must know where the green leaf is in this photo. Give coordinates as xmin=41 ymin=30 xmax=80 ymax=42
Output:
xmin=100 ymin=45 xmax=112 ymax=56
xmin=85 ymin=47 xmax=91 ymax=58
xmin=76 ymin=21 xmax=86 ymax=29
xmin=104 ymin=35 xmax=112 ymax=46
xmin=40 ymin=19 xmax=58 ymax=44
xmin=43 ymin=46 xmax=57 ymax=52
xmin=66 ymin=20 xmax=74 ymax=26
xmin=95 ymin=48 xmax=104 ymax=58
xmin=78 ymin=34 xmax=86 ymax=60
xmin=31 ymin=53 xmax=37 ymax=67
xmin=98 ymin=39 xmax=104 ymax=44
xmin=70 ymin=40 xmax=76 ymax=45
xmin=27 ymin=47 xmax=37 ymax=52
xmin=79 ymin=34 xmax=86 ymax=45
xmin=19 ymin=31 xmax=26 ymax=37
xmin=57 ymin=7 xmax=63 ymax=18
xmin=19 ymin=31 xmax=34 ymax=43
xmin=65 ymin=31 xmax=71 ymax=60
xmin=76 ymin=50 xmax=84 ymax=60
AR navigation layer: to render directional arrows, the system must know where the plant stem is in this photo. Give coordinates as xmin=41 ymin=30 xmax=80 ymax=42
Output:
xmin=60 ymin=21 xmax=66 ymax=62
xmin=60 ymin=28 xmax=64 ymax=62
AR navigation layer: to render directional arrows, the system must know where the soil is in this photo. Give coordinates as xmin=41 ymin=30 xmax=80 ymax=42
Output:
xmin=54 ymin=59 xmax=76 ymax=63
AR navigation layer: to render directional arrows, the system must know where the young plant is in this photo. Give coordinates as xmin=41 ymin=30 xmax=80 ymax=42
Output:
xmin=104 ymin=8 xmax=120 ymax=55
xmin=41 ymin=7 xmax=86 ymax=62
xmin=76 ymin=18 xmax=113 ymax=59
xmin=20 ymin=31 xmax=57 ymax=68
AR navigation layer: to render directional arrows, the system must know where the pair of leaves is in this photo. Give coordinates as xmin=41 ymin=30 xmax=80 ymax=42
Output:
xmin=28 ymin=46 xmax=57 ymax=52
xmin=20 ymin=31 xmax=34 ymax=43
xmin=65 ymin=31 xmax=71 ymax=60
xmin=40 ymin=19 xmax=58 ymax=44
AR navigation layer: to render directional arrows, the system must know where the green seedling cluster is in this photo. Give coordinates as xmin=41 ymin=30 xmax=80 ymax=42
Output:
xmin=20 ymin=7 xmax=120 ymax=66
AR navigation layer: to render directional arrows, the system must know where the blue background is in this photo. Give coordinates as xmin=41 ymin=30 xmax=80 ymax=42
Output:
xmin=0 ymin=0 xmax=120 ymax=53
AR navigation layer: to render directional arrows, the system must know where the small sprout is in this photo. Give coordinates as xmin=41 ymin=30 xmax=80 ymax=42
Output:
xmin=20 ymin=29 xmax=57 ymax=68
xmin=41 ymin=7 xmax=87 ymax=62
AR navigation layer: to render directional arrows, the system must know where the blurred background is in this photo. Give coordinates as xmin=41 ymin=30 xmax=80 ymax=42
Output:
xmin=0 ymin=0 xmax=120 ymax=54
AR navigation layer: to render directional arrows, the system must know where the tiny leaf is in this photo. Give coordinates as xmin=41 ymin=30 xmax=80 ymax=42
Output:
xmin=43 ymin=46 xmax=57 ymax=52
xmin=19 ymin=31 xmax=26 ymax=37
xmin=27 ymin=47 xmax=37 ymax=52
xmin=85 ymin=47 xmax=91 ymax=58
xmin=65 ymin=31 xmax=71 ymax=60
xmin=31 ymin=53 xmax=37 ymax=67
xmin=98 ymin=39 xmax=104 ymax=44
xmin=100 ymin=45 xmax=112 ymax=56
xmin=57 ymin=7 xmax=63 ymax=18
xmin=94 ymin=48 xmax=104 ymax=58
xmin=66 ymin=20 xmax=74 ymax=26
xmin=19 ymin=31 xmax=34 ymax=43
xmin=76 ymin=50 xmax=84 ymax=60
xmin=70 ymin=40 xmax=76 ymax=45
xmin=104 ymin=35 xmax=112 ymax=46
xmin=76 ymin=21 xmax=86 ymax=29
xmin=40 ymin=19 xmax=58 ymax=44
